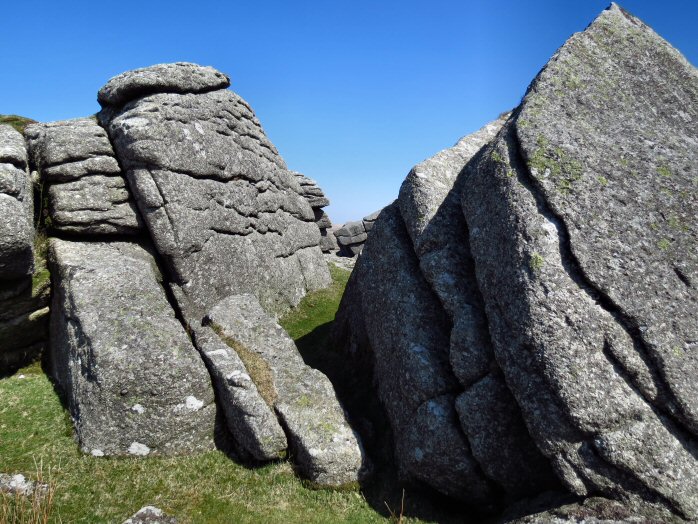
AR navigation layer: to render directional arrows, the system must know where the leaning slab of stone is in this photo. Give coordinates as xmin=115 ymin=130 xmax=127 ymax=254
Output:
xmin=334 ymin=4 xmax=698 ymax=519
xmin=48 ymin=238 xmax=216 ymax=456
xmin=98 ymin=62 xmax=330 ymax=317
xmin=0 ymin=125 xmax=34 ymax=279
xmin=25 ymin=118 xmax=142 ymax=235
xmin=172 ymin=295 xmax=288 ymax=463
xmin=205 ymin=294 xmax=363 ymax=486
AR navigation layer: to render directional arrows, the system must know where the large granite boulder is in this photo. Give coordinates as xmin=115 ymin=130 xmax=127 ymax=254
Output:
xmin=334 ymin=4 xmax=697 ymax=519
xmin=48 ymin=239 xmax=216 ymax=456
xmin=0 ymin=125 xmax=34 ymax=279
xmin=97 ymin=63 xmax=330 ymax=317
xmin=98 ymin=62 xmax=230 ymax=107
xmin=25 ymin=118 xmax=142 ymax=235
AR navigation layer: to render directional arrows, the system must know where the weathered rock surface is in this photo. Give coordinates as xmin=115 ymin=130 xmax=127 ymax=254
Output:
xmin=206 ymin=293 xmax=364 ymax=486
xmin=122 ymin=506 xmax=177 ymax=524
xmin=174 ymin=296 xmax=288 ymax=463
xmin=26 ymin=118 xmax=142 ymax=235
xmin=98 ymin=64 xmax=330 ymax=317
xmin=333 ymin=210 xmax=381 ymax=257
xmin=48 ymin=238 xmax=216 ymax=456
xmin=292 ymin=171 xmax=335 ymax=252
xmin=0 ymin=125 xmax=34 ymax=279
xmin=99 ymin=62 xmax=230 ymax=107
xmin=335 ymin=4 xmax=697 ymax=518
xmin=0 ymin=473 xmax=48 ymax=497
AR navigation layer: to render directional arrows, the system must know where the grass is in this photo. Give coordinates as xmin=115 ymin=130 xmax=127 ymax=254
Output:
xmin=0 ymin=115 xmax=37 ymax=134
xmin=209 ymin=324 xmax=278 ymax=408
xmin=0 ymin=263 xmax=395 ymax=523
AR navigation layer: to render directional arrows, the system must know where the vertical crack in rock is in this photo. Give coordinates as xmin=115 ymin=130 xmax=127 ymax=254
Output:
xmin=461 ymin=118 xmax=698 ymax=518
xmin=334 ymin=202 xmax=496 ymax=503
xmin=513 ymin=2 xmax=698 ymax=435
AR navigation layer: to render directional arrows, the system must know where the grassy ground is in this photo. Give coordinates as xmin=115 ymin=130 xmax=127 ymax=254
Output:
xmin=0 ymin=115 xmax=37 ymax=134
xmin=0 ymin=263 xmax=401 ymax=524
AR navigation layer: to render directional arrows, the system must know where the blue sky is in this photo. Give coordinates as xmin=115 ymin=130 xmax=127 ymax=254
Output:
xmin=1 ymin=1 xmax=695 ymax=224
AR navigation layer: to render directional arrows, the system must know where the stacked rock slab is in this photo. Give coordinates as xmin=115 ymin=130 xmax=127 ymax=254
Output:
xmin=97 ymin=62 xmax=331 ymax=317
xmin=97 ymin=62 xmax=362 ymax=484
xmin=334 ymin=210 xmax=381 ymax=257
xmin=334 ymin=4 xmax=698 ymax=519
xmin=26 ymin=115 xmax=216 ymax=455
xmin=0 ymin=126 xmax=34 ymax=278
xmin=25 ymin=118 xmax=142 ymax=235
xmin=0 ymin=125 xmax=47 ymax=371
xmin=292 ymin=171 xmax=336 ymax=253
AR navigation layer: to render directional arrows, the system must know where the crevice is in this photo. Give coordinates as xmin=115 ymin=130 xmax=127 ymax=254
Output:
xmin=508 ymin=121 xmax=692 ymax=437
xmin=674 ymin=266 xmax=693 ymax=288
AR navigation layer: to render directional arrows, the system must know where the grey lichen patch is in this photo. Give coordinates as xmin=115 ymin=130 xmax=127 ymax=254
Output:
xmin=528 ymin=135 xmax=583 ymax=193
xmin=210 ymin=323 xmax=278 ymax=408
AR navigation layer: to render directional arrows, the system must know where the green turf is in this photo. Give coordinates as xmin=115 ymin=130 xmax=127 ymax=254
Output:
xmin=0 ymin=263 xmax=405 ymax=523
xmin=0 ymin=115 xmax=36 ymax=134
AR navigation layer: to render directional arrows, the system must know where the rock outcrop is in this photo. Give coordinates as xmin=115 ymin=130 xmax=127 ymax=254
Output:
xmin=0 ymin=125 xmax=34 ymax=278
xmin=89 ymin=62 xmax=360 ymax=482
xmin=292 ymin=171 xmax=336 ymax=253
xmin=334 ymin=4 xmax=698 ymax=519
xmin=0 ymin=125 xmax=46 ymax=372
xmin=8 ymin=62 xmax=357 ymax=482
xmin=26 ymin=118 xmax=142 ymax=235
xmin=97 ymin=64 xmax=330 ymax=317
xmin=333 ymin=210 xmax=381 ymax=257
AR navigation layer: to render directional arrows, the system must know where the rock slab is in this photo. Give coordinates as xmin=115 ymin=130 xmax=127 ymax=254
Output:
xmin=48 ymin=238 xmax=216 ymax=456
xmin=206 ymin=293 xmax=364 ymax=486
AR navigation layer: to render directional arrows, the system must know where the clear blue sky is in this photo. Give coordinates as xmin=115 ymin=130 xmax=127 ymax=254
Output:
xmin=1 ymin=1 xmax=695 ymax=224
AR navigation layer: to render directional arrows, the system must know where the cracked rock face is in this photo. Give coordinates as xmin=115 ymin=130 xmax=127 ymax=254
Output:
xmin=98 ymin=65 xmax=330 ymax=317
xmin=25 ymin=118 xmax=142 ymax=235
xmin=0 ymin=125 xmax=34 ymax=279
xmin=48 ymin=238 xmax=216 ymax=456
xmin=334 ymin=4 xmax=697 ymax=518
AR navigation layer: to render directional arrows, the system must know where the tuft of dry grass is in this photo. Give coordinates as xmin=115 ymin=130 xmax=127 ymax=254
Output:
xmin=0 ymin=459 xmax=57 ymax=524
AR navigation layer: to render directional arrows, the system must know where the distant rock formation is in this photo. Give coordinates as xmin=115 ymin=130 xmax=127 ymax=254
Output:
xmin=292 ymin=171 xmax=337 ymax=253
xmin=333 ymin=210 xmax=381 ymax=257
xmin=334 ymin=4 xmax=697 ymax=519
xmin=3 ymin=62 xmax=363 ymax=486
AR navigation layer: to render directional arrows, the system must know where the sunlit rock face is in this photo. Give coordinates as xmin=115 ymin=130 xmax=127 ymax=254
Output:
xmin=334 ymin=4 xmax=698 ymax=518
